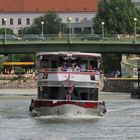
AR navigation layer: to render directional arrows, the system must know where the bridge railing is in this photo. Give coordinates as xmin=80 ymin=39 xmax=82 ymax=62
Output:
xmin=0 ymin=33 xmax=139 ymax=44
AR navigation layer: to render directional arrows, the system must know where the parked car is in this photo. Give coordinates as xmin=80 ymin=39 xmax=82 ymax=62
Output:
xmin=81 ymin=34 xmax=102 ymax=41
xmin=0 ymin=34 xmax=21 ymax=40
xmin=22 ymin=34 xmax=44 ymax=41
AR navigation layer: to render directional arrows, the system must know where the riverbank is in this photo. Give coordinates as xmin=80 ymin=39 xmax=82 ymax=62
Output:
xmin=0 ymin=79 xmax=37 ymax=89
xmin=102 ymin=78 xmax=138 ymax=93
xmin=0 ymin=88 xmax=37 ymax=95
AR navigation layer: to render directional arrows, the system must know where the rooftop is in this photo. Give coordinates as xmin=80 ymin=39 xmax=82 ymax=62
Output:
xmin=0 ymin=0 xmax=98 ymax=13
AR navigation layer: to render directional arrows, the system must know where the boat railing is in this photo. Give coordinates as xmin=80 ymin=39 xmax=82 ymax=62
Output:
xmin=37 ymin=67 xmax=100 ymax=73
xmin=38 ymin=79 xmax=99 ymax=88
xmin=35 ymin=99 xmax=101 ymax=103
xmin=36 ymin=68 xmax=100 ymax=81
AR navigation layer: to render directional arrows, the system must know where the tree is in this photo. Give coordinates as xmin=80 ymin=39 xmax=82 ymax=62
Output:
xmin=14 ymin=67 xmax=26 ymax=75
xmin=0 ymin=28 xmax=14 ymax=35
xmin=94 ymin=0 xmax=140 ymax=75
xmin=23 ymin=11 xmax=61 ymax=34
xmin=94 ymin=0 xmax=139 ymax=34
xmin=100 ymin=54 xmax=122 ymax=74
xmin=0 ymin=55 xmax=8 ymax=62
xmin=7 ymin=54 xmax=35 ymax=62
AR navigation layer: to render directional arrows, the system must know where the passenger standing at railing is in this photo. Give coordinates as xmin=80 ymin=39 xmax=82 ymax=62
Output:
xmin=63 ymin=62 xmax=68 ymax=71
xmin=80 ymin=64 xmax=86 ymax=72
xmin=74 ymin=65 xmax=80 ymax=72
xmin=88 ymin=64 xmax=93 ymax=72
xmin=58 ymin=65 xmax=63 ymax=71
xmin=67 ymin=67 xmax=73 ymax=72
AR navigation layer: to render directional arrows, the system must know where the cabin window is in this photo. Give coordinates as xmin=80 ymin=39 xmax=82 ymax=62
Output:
xmin=71 ymin=88 xmax=98 ymax=101
xmin=38 ymin=86 xmax=50 ymax=99
xmin=38 ymin=86 xmax=43 ymax=98
xmin=90 ymin=60 xmax=98 ymax=70
xmin=51 ymin=60 xmax=57 ymax=69
xmin=80 ymin=60 xmax=88 ymax=71
xmin=38 ymin=86 xmax=66 ymax=100
xmin=38 ymin=86 xmax=98 ymax=101
xmin=89 ymin=88 xmax=98 ymax=100
xmin=41 ymin=59 xmax=49 ymax=68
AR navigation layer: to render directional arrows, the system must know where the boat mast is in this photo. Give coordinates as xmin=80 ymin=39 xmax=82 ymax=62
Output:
xmin=67 ymin=73 xmax=71 ymax=100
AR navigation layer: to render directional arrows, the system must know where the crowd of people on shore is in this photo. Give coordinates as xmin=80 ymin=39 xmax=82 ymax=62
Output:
xmin=0 ymin=69 xmax=36 ymax=80
xmin=116 ymin=33 xmax=140 ymax=40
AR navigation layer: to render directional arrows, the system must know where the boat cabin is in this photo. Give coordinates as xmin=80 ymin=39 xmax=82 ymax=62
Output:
xmin=36 ymin=52 xmax=101 ymax=72
xmin=36 ymin=52 xmax=101 ymax=101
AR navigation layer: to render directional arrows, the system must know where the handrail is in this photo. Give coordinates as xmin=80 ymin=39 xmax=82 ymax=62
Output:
xmin=0 ymin=33 xmax=139 ymax=45
xmin=37 ymin=68 xmax=99 ymax=73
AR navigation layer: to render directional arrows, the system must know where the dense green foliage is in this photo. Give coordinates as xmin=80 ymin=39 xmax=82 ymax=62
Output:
xmin=14 ymin=67 xmax=26 ymax=75
xmin=13 ymin=12 xmax=66 ymax=65
xmin=94 ymin=0 xmax=140 ymax=34
xmin=0 ymin=28 xmax=14 ymax=35
xmin=100 ymin=54 xmax=122 ymax=74
xmin=23 ymin=11 xmax=62 ymax=34
xmin=6 ymin=54 xmax=35 ymax=63
xmin=0 ymin=55 xmax=8 ymax=62
xmin=94 ymin=0 xmax=140 ymax=75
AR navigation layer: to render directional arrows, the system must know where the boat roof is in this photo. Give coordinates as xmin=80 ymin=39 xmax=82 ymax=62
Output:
xmin=37 ymin=52 xmax=101 ymax=58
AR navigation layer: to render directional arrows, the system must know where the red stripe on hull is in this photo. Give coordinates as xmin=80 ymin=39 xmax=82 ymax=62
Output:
xmin=33 ymin=100 xmax=98 ymax=109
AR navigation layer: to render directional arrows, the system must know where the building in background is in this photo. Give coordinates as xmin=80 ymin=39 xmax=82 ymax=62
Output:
xmin=0 ymin=0 xmax=98 ymax=34
xmin=132 ymin=0 xmax=140 ymax=7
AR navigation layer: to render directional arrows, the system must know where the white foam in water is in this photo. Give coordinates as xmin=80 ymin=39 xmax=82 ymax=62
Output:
xmin=35 ymin=114 xmax=103 ymax=120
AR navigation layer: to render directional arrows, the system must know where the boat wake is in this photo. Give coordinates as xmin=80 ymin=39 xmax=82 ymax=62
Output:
xmin=35 ymin=114 xmax=103 ymax=120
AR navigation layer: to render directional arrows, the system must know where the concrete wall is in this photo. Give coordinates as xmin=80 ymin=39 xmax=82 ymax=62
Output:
xmin=101 ymin=78 xmax=139 ymax=93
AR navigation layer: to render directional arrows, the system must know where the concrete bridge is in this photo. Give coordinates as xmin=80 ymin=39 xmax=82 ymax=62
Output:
xmin=0 ymin=34 xmax=140 ymax=54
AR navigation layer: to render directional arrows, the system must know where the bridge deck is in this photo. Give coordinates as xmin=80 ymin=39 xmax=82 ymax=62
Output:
xmin=0 ymin=34 xmax=140 ymax=53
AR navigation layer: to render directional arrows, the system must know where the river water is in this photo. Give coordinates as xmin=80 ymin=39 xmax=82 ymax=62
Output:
xmin=0 ymin=89 xmax=140 ymax=140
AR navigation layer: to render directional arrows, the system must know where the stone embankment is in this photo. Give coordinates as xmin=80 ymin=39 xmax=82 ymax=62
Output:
xmin=101 ymin=78 xmax=138 ymax=93
xmin=0 ymin=79 xmax=37 ymax=89
xmin=0 ymin=78 xmax=136 ymax=92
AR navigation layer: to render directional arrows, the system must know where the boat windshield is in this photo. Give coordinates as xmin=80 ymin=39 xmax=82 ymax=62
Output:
xmin=38 ymin=86 xmax=98 ymax=101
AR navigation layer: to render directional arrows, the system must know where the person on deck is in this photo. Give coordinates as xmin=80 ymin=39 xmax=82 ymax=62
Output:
xmin=88 ymin=64 xmax=93 ymax=72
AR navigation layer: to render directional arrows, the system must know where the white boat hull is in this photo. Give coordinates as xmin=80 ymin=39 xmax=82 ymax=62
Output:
xmin=32 ymin=104 xmax=103 ymax=117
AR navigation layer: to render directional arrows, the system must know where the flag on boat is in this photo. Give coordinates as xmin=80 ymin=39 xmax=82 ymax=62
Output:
xmin=70 ymin=83 xmax=75 ymax=93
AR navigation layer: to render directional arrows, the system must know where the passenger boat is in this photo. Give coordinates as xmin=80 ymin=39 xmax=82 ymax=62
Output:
xmin=29 ymin=51 xmax=106 ymax=116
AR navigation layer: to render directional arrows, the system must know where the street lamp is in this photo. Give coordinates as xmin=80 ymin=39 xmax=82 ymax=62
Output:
xmin=101 ymin=21 xmax=105 ymax=40
xmin=59 ymin=18 xmax=62 ymax=33
xmin=134 ymin=17 xmax=137 ymax=42
xmin=4 ymin=18 xmax=7 ymax=44
xmin=68 ymin=17 xmax=72 ymax=43
xmin=41 ymin=21 xmax=44 ymax=37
